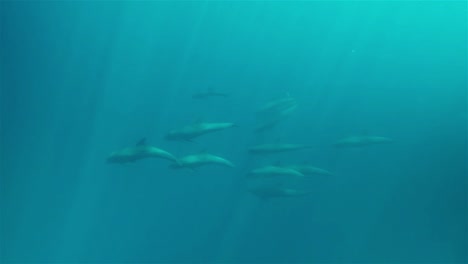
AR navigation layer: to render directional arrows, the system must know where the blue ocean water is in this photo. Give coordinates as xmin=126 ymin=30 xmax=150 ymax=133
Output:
xmin=1 ymin=1 xmax=466 ymax=263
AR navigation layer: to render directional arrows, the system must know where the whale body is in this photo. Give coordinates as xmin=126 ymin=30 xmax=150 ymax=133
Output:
xmin=170 ymin=153 xmax=235 ymax=169
xmin=192 ymin=91 xmax=228 ymax=99
xmin=249 ymin=185 xmax=312 ymax=198
xmin=334 ymin=136 xmax=392 ymax=148
xmin=165 ymin=122 xmax=236 ymax=142
xmin=248 ymin=166 xmax=304 ymax=178
xmin=284 ymin=165 xmax=332 ymax=176
xmin=248 ymin=143 xmax=313 ymax=154
xmin=107 ymin=139 xmax=179 ymax=164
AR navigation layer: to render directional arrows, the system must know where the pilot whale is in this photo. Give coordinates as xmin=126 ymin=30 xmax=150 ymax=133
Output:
xmin=169 ymin=152 xmax=235 ymax=169
xmin=258 ymin=95 xmax=297 ymax=114
xmin=284 ymin=164 xmax=332 ymax=176
xmin=248 ymin=143 xmax=314 ymax=154
xmin=249 ymin=185 xmax=312 ymax=199
xmin=248 ymin=165 xmax=304 ymax=178
xmin=255 ymin=102 xmax=298 ymax=132
xmin=165 ymin=122 xmax=236 ymax=142
xmin=107 ymin=138 xmax=179 ymax=164
xmin=333 ymin=136 xmax=392 ymax=148
xmin=192 ymin=90 xmax=229 ymax=99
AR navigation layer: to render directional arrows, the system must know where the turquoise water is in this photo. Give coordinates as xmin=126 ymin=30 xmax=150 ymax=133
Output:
xmin=1 ymin=1 xmax=467 ymax=263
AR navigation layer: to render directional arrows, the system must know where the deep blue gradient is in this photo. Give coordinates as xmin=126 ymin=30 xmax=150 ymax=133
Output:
xmin=1 ymin=1 xmax=467 ymax=263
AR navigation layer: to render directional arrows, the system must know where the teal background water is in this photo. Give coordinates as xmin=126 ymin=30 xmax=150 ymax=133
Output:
xmin=1 ymin=1 xmax=467 ymax=263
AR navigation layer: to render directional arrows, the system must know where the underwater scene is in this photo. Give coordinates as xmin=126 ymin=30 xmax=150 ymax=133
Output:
xmin=1 ymin=1 xmax=467 ymax=263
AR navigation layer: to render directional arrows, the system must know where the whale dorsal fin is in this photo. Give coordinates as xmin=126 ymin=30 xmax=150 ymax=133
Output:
xmin=136 ymin=138 xmax=147 ymax=146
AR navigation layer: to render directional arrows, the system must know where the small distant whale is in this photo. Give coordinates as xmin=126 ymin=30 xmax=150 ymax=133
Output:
xmin=192 ymin=90 xmax=229 ymax=99
xmin=255 ymin=102 xmax=298 ymax=132
xmin=258 ymin=95 xmax=297 ymax=114
xmin=249 ymin=185 xmax=312 ymax=199
xmin=333 ymin=136 xmax=393 ymax=148
xmin=248 ymin=143 xmax=314 ymax=154
xmin=248 ymin=166 xmax=304 ymax=178
xmin=169 ymin=152 xmax=235 ymax=169
xmin=165 ymin=122 xmax=236 ymax=142
xmin=107 ymin=138 xmax=179 ymax=164
xmin=284 ymin=164 xmax=332 ymax=176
